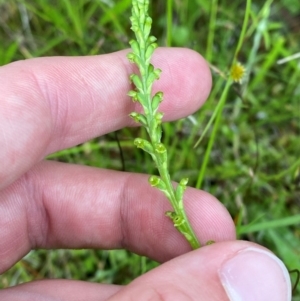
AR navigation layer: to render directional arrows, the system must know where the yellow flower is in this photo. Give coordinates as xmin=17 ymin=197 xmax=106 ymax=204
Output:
xmin=230 ymin=62 xmax=246 ymax=84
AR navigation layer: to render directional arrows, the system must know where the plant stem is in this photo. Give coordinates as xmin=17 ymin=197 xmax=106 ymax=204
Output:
xmin=128 ymin=0 xmax=200 ymax=249
xmin=206 ymin=0 xmax=218 ymax=63
xmin=196 ymin=0 xmax=252 ymax=189
xmin=196 ymin=79 xmax=232 ymax=189
xmin=166 ymin=0 xmax=173 ymax=46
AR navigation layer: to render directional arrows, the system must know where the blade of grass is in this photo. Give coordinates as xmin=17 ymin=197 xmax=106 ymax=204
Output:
xmin=193 ymin=76 xmax=227 ymax=149
xmin=196 ymin=0 xmax=252 ymax=189
xmin=205 ymin=0 xmax=218 ymax=63
xmin=0 ymin=41 xmax=18 ymax=65
xmin=166 ymin=0 xmax=173 ymax=46
xmin=195 ymin=79 xmax=232 ymax=188
xmin=62 ymin=0 xmax=84 ymax=40
xmin=238 ymin=214 xmax=300 ymax=235
xmin=98 ymin=0 xmax=130 ymax=35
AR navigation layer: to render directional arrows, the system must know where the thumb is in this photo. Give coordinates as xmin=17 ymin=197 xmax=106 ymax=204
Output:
xmin=108 ymin=241 xmax=291 ymax=301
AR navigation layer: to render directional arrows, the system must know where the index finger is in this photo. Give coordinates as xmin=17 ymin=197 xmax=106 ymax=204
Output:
xmin=0 ymin=48 xmax=211 ymax=189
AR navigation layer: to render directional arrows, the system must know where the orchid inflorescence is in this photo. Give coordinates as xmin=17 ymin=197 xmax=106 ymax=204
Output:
xmin=127 ymin=0 xmax=201 ymax=249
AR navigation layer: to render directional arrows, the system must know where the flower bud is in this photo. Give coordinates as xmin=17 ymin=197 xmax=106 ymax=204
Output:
xmin=129 ymin=112 xmax=147 ymax=125
xmin=151 ymin=91 xmax=163 ymax=112
xmin=175 ymin=178 xmax=189 ymax=202
xmin=153 ymin=68 xmax=162 ymax=79
xmin=129 ymin=40 xmax=140 ymax=54
xmin=144 ymin=16 xmax=152 ymax=38
xmin=130 ymin=74 xmax=143 ymax=91
xmin=155 ymin=143 xmax=166 ymax=153
xmin=127 ymin=52 xmax=136 ymax=63
xmin=127 ymin=90 xmax=138 ymax=102
xmin=149 ymin=176 xmax=170 ymax=198
xmin=148 ymin=36 xmax=157 ymax=44
xmin=134 ymin=138 xmax=154 ymax=155
xmin=165 ymin=211 xmax=185 ymax=227
xmin=145 ymin=43 xmax=157 ymax=63
xmin=155 ymin=112 xmax=164 ymax=125
xmin=149 ymin=175 xmax=160 ymax=187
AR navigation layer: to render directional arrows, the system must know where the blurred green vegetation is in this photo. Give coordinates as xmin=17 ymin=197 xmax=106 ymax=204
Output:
xmin=0 ymin=0 xmax=299 ymax=297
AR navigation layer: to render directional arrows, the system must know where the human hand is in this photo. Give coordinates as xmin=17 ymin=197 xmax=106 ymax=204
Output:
xmin=0 ymin=48 xmax=291 ymax=300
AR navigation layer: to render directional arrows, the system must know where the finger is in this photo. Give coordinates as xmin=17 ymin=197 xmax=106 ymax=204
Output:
xmin=0 ymin=48 xmax=211 ymax=189
xmin=0 ymin=280 xmax=121 ymax=301
xmin=107 ymin=241 xmax=291 ymax=301
xmin=0 ymin=161 xmax=235 ymax=273
xmin=0 ymin=242 xmax=291 ymax=301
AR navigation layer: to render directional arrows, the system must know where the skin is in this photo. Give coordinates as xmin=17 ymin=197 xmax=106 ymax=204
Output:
xmin=0 ymin=48 xmax=271 ymax=300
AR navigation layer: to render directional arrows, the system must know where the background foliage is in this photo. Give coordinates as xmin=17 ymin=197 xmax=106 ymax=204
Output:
xmin=0 ymin=0 xmax=299 ymax=297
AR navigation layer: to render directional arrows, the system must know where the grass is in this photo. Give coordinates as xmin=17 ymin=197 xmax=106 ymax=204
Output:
xmin=1 ymin=0 xmax=300 ymax=297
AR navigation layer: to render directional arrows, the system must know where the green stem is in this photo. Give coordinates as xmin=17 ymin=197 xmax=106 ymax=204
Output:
xmin=233 ymin=0 xmax=252 ymax=61
xmin=155 ymin=153 xmax=200 ymax=249
xmin=129 ymin=0 xmax=200 ymax=249
xmin=206 ymin=0 xmax=218 ymax=62
xmin=196 ymin=0 xmax=252 ymax=189
xmin=196 ymin=79 xmax=232 ymax=189
xmin=166 ymin=0 xmax=173 ymax=47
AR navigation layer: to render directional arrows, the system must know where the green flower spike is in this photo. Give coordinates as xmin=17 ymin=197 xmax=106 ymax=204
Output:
xmin=128 ymin=0 xmax=201 ymax=249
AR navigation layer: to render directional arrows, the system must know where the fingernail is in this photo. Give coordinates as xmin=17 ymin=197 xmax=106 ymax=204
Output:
xmin=219 ymin=247 xmax=291 ymax=301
